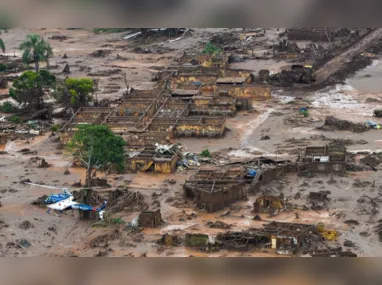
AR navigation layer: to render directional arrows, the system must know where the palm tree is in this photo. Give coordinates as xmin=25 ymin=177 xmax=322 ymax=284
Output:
xmin=0 ymin=29 xmax=6 ymax=53
xmin=0 ymin=37 xmax=4 ymax=53
xmin=19 ymin=34 xmax=53 ymax=72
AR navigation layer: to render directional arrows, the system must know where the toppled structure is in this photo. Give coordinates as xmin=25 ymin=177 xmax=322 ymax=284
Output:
xmin=106 ymin=188 xmax=148 ymax=214
xmin=299 ymin=144 xmax=347 ymax=174
xmin=213 ymin=222 xmax=322 ymax=255
xmin=169 ymin=66 xmax=271 ymax=110
xmin=308 ymin=191 xmax=331 ymax=210
xmin=178 ymin=53 xmax=230 ymax=68
xmin=320 ymin=116 xmax=369 ymax=133
xmin=253 ymin=194 xmax=285 ymax=215
xmin=27 ymin=157 xmax=50 ymax=168
xmin=125 ymin=144 xmax=181 ymax=173
xmin=183 ymin=167 xmax=247 ymax=212
xmin=138 ymin=209 xmax=163 ymax=227
xmin=286 ymin=28 xmax=351 ymax=42
xmin=248 ymin=158 xmax=297 ymax=192
xmin=0 ymin=133 xmax=7 ymax=145
xmin=269 ymin=65 xmax=315 ymax=86
xmin=60 ymin=86 xmax=229 ymax=145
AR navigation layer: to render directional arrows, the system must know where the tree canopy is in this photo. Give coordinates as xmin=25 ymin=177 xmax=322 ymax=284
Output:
xmin=19 ymin=34 xmax=53 ymax=72
xmin=9 ymin=70 xmax=56 ymax=111
xmin=54 ymin=77 xmax=94 ymax=109
xmin=0 ymin=16 xmax=11 ymax=53
xmin=0 ymin=35 xmax=4 ymax=53
xmin=202 ymin=42 xmax=220 ymax=55
xmin=68 ymin=125 xmax=126 ymax=186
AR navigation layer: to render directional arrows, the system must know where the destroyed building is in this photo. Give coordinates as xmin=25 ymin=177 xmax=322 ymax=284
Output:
xmin=249 ymin=158 xmax=297 ymax=192
xmin=286 ymin=28 xmax=350 ymax=42
xmin=0 ymin=133 xmax=7 ymax=145
xmin=299 ymin=144 xmax=347 ymax=173
xmin=269 ymin=65 xmax=315 ymax=86
xmin=183 ymin=168 xmax=247 ymax=212
xmin=178 ymin=53 xmax=230 ymax=68
xmin=169 ymin=66 xmax=271 ymax=110
xmin=253 ymin=194 xmax=285 ymax=215
xmin=60 ymin=86 xmax=229 ymax=146
xmin=138 ymin=209 xmax=163 ymax=227
xmin=215 ymin=222 xmax=320 ymax=255
xmin=125 ymin=145 xmax=179 ymax=174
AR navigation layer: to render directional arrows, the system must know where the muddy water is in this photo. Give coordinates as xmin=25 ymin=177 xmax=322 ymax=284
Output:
xmin=230 ymin=59 xmax=289 ymax=73
xmin=347 ymin=58 xmax=382 ymax=93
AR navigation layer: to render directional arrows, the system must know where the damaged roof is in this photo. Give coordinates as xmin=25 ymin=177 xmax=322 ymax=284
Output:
xmin=216 ymin=77 xmax=246 ymax=84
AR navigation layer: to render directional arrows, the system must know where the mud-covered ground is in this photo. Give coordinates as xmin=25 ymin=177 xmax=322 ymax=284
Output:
xmin=1 ymin=28 xmax=382 ymax=257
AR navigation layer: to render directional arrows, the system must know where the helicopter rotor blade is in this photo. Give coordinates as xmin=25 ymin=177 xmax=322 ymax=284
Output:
xmin=24 ymin=182 xmax=107 ymax=191
xmin=23 ymin=182 xmax=72 ymax=193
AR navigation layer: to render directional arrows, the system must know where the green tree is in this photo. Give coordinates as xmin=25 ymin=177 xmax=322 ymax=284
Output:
xmin=0 ymin=33 xmax=5 ymax=53
xmin=0 ymin=14 xmax=12 ymax=53
xmin=19 ymin=34 xmax=53 ymax=72
xmin=68 ymin=125 xmax=126 ymax=186
xmin=0 ymin=101 xmax=18 ymax=113
xmin=9 ymin=70 xmax=56 ymax=112
xmin=54 ymin=78 xmax=94 ymax=109
xmin=203 ymin=42 xmax=220 ymax=55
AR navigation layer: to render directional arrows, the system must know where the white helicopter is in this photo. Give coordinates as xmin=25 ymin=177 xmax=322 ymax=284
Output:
xmin=24 ymin=182 xmax=107 ymax=220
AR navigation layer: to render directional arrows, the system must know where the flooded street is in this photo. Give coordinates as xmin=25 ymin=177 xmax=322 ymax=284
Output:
xmin=347 ymin=57 xmax=382 ymax=93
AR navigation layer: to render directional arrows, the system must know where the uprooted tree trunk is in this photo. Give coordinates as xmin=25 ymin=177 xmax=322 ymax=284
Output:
xmin=34 ymin=51 xmax=39 ymax=72
xmin=85 ymin=167 xmax=98 ymax=187
xmin=81 ymin=135 xmax=102 ymax=187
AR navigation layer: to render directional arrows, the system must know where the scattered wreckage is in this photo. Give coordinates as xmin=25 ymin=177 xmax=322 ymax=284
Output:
xmin=26 ymin=182 xmax=107 ymax=220
xmin=181 ymin=221 xmax=349 ymax=257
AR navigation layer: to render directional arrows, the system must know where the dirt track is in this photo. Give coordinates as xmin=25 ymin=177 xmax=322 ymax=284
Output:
xmin=313 ymin=28 xmax=382 ymax=84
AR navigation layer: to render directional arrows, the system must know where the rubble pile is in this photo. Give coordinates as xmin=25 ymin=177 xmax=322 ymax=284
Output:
xmin=49 ymin=34 xmax=68 ymax=40
xmin=308 ymin=191 xmax=331 ymax=210
xmin=107 ymin=188 xmax=148 ymax=213
xmin=320 ymin=116 xmax=369 ymax=132
xmin=19 ymin=220 xmax=34 ymax=230
xmin=374 ymin=220 xmax=382 ymax=242
xmin=89 ymin=229 xmax=121 ymax=249
xmin=360 ymin=154 xmax=382 ymax=168
xmin=206 ymin=220 xmax=232 ymax=229
xmin=88 ymin=69 xmax=121 ymax=76
xmin=353 ymin=179 xmax=371 ymax=188
xmin=26 ymin=157 xmax=50 ymax=168
xmin=211 ymin=33 xmax=239 ymax=47
xmin=373 ymin=109 xmax=382 ymax=117
xmin=31 ymin=195 xmax=48 ymax=207
xmin=157 ymin=234 xmax=182 ymax=247
xmin=304 ymin=247 xmax=357 ymax=257
xmin=215 ymin=231 xmax=256 ymax=250
xmin=0 ymin=119 xmax=52 ymax=135
xmin=354 ymin=195 xmax=380 ymax=218
xmin=89 ymin=50 xmax=112 ymax=57
xmin=88 ymin=177 xmax=110 ymax=187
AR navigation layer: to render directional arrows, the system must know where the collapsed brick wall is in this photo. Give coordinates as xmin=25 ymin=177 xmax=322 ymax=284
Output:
xmin=250 ymin=164 xmax=298 ymax=192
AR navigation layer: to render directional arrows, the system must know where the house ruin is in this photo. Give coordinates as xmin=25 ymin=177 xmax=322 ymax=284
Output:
xmin=248 ymin=158 xmax=297 ymax=192
xmin=125 ymin=145 xmax=179 ymax=174
xmin=212 ymin=222 xmax=321 ymax=255
xmin=253 ymin=194 xmax=285 ymax=215
xmin=0 ymin=133 xmax=7 ymax=145
xmin=299 ymin=144 xmax=347 ymax=173
xmin=178 ymin=53 xmax=230 ymax=68
xmin=183 ymin=167 xmax=247 ymax=212
xmin=138 ymin=209 xmax=163 ymax=227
